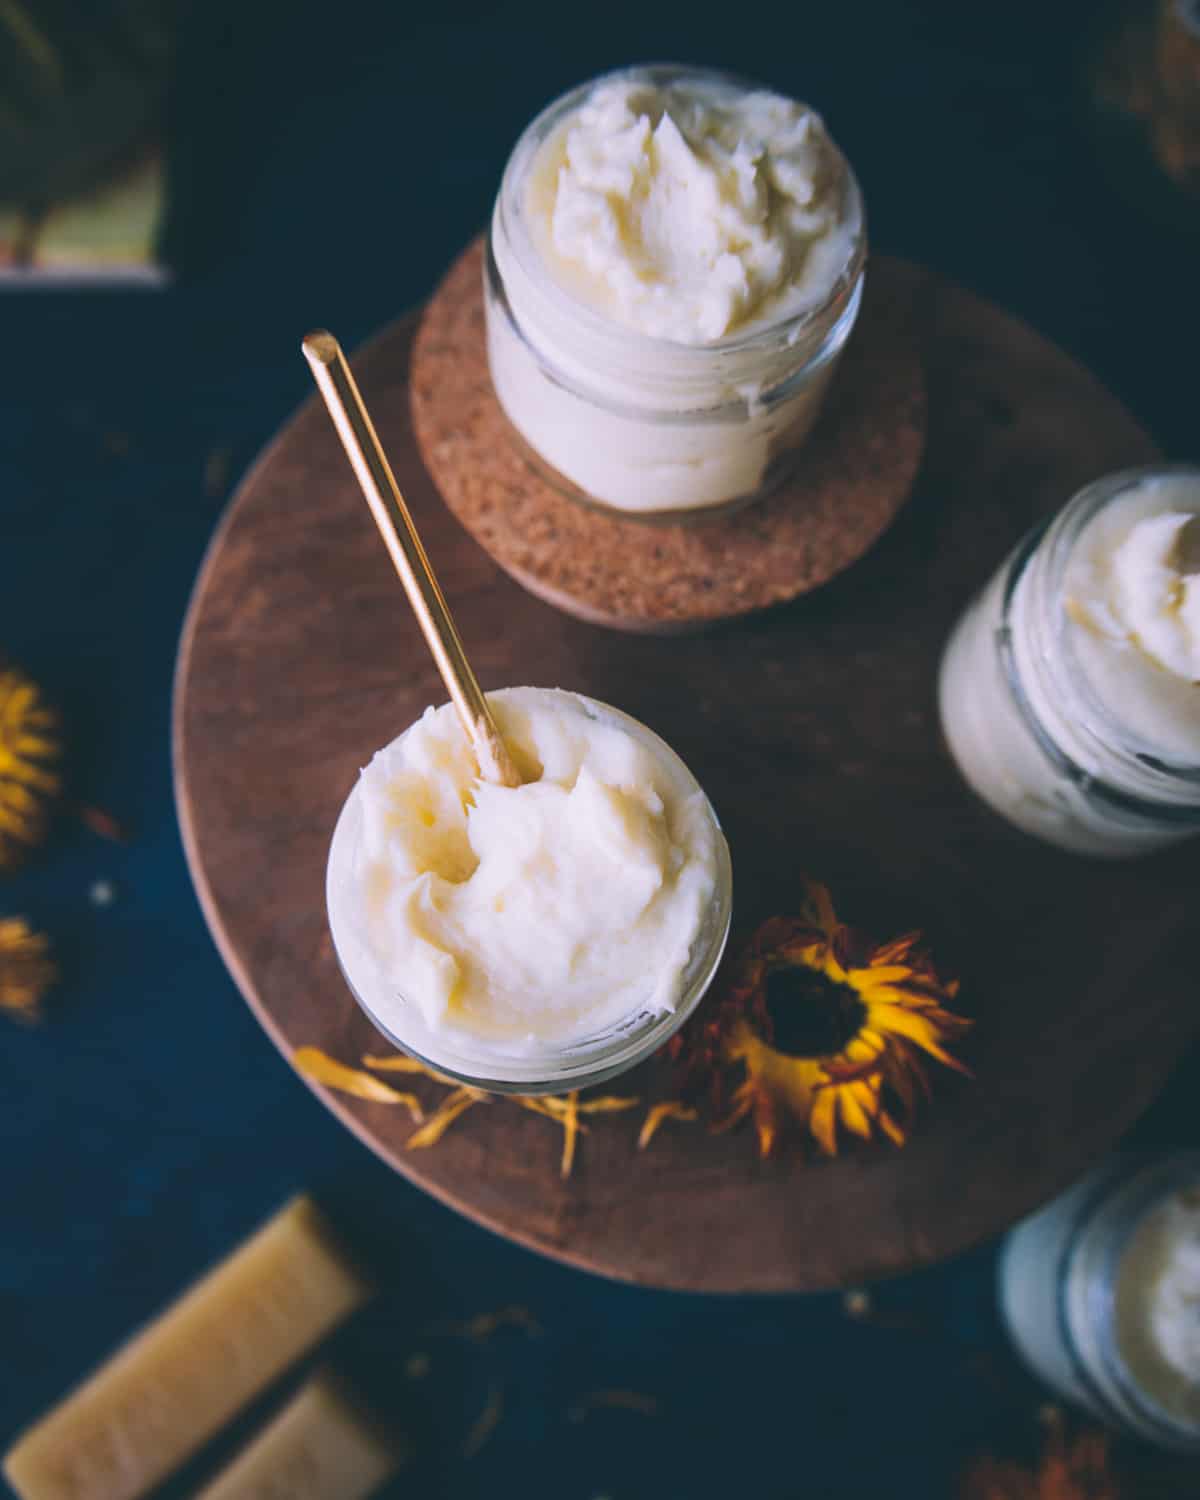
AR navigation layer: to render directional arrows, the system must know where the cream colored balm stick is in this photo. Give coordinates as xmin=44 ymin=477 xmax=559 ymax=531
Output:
xmin=194 ymin=1370 xmax=405 ymax=1500
xmin=3 ymin=1198 xmax=372 ymax=1500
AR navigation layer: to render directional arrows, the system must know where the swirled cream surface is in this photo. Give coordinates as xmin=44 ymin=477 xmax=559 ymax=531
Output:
xmin=1064 ymin=477 xmax=1200 ymax=760
xmin=328 ymin=688 xmax=722 ymax=1053
xmin=526 ymin=75 xmax=856 ymax=343
xmin=1116 ymin=1187 xmax=1200 ymax=1424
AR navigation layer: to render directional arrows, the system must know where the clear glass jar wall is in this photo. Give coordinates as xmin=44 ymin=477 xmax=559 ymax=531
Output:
xmin=326 ymin=696 xmax=733 ymax=1095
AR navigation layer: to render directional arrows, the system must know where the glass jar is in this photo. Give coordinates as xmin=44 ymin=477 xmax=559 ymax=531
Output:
xmin=484 ymin=64 xmax=867 ymax=521
xmin=326 ymin=696 xmax=733 ymax=1095
xmin=938 ymin=466 xmax=1200 ymax=857
xmin=1000 ymin=1153 xmax=1200 ymax=1453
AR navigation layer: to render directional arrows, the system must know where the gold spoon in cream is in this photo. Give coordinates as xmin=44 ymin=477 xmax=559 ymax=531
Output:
xmin=302 ymin=331 xmax=521 ymax=788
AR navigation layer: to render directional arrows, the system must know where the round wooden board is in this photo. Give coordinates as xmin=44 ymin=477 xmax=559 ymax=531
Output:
xmin=174 ymin=260 xmax=1200 ymax=1293
xmin=410 ymin=240 xmax=926 ymax=633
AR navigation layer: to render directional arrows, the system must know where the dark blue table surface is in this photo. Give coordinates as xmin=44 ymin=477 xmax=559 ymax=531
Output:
xmin=3 ymin=3 xmax=1198 ymax=1496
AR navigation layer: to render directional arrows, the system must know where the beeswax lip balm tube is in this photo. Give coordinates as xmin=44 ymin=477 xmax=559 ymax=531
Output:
xmin=3 ymin=1197 xmax=372 ymax=1500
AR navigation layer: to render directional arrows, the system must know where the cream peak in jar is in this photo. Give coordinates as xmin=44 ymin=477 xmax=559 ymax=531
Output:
xmin=1063 ymin=490 xmax=1200 ymax=759
xmin=1117 ymin=1185 xmax=1200 ymax=1425
xmin=326 ymin=687 xmax=731 ymax=1090
xmin=528 ymin=76 xmax=855 ymax=343
xmin=486 ymin=65 xmax=866 ymax=517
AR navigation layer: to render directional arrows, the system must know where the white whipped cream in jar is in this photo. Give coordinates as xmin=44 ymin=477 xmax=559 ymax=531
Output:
xmin=326 ymin=687 xmax=732 ymax=1092
xmin=1115 ymin=1184 xmax=1200 ymax=1428
xmin=939 ymin=467 xmax=1200 ymax=856
xmin=485 ymin=65 xmax=866 ymax=519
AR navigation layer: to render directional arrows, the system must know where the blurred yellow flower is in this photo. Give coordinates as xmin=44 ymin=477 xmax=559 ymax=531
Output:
xmin=0 ymin=656 xmax=61 ymax=873
xmin=0 ymin=917 xmax=56 ymax=1022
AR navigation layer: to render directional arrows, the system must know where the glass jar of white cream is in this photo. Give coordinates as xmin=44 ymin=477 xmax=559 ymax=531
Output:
xmin=1000 ymin=1154 xmax=1200 ymax=1453
xmin=939 ymin=467 xmax=1200 ymax=857
xmin=326 ymin=687 xmax=732 ymax=1094
xmin=485 ymin=65 xmax=866 ymax=520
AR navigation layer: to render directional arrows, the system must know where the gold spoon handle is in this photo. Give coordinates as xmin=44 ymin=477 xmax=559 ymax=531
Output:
xmin=302 ymin=330 xmax=520 ymax=788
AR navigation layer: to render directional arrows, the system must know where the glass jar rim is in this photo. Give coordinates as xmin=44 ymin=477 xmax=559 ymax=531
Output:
xmin=1001 ymin=464 xmax=1200 ymax=810
xmin=495 ymin=61 xmax=868 ymax=366
xmin=325 ymin=692 xmax=734 ymax=1094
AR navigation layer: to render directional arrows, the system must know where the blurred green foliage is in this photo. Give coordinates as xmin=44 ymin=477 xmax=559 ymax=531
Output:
xmin=0 ymin=0 xmax=173 ymax=203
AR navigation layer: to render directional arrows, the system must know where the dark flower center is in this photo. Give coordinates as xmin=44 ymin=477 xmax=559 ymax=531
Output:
xmin=764 ymin=962 xmax=867 ymax=1058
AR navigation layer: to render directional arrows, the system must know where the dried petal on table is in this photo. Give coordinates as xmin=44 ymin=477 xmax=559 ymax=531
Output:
xmin=306 ymin=1045 xmax=637 ymax=1173
xmin=520 ymin=1091 xmax=639 ymax=1177
xmin=461 ymin=1384 xmax=504 ymax=1460
xmin=406 ymin=1087 xmax=487 ymax=1149
xmin=361 ymin=1052 xmax=428 ymax=1074
xmin=292 ymin=1047 xmax=424 ymax=1121
xmin=568 ymin=1389 xmax=660 ymax=1423
xmin=637 ymin=1100 xmax=698 ymax=1150
xmin=521 ymin=1092 xmax=580 ymax=1177
xmin=363 ymin=1051 xmax=462 ymax=1088
xmin=78 ymin=805 xmax=132 ymax=844
xmin=426 ymin=1305 xmax=542 ymax=1342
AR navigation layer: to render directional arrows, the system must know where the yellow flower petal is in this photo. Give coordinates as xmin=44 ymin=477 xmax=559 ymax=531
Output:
xmin=809 ymin=1086 xmax=839 ymax=1156
xmin=837 ymin=1083 xmax=874 ymax=1140
xmin=577 ymin=1095 xmax=640 ymax=1116
xmin=407 ymin=1088 xmax=484 ymax=1148
xmin=637 ymin=1101 xmax=698 ymax=1150
xmin=848 ymin=964 xmax=916 ymax=988
xmin=878 ymin=1110 xmax=907 ymax=1147
xmin=293 ymin=1047 xmax=424 ymax=1120
xmin=865 ymin=1004 xmax=967 ymax=1068
xmin=799 ymin=880 xmax=838 ymax=936
xmin=559 ymin=1092 xmax=579 ymax=1178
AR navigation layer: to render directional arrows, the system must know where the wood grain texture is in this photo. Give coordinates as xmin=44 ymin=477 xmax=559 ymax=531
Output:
xmin=410 ymin=240 xmax=926 ymax=632
xmin=174 ymin=259 xmax=1199 ymax=1293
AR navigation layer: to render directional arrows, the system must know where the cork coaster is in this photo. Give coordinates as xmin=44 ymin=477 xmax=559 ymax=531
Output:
xmin=410 ymin=238 xmax=926 ymax=633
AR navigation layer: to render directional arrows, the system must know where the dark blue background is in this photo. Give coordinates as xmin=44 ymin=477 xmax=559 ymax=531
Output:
xmin=3 ymin=3 xmax=1198 ymax=1495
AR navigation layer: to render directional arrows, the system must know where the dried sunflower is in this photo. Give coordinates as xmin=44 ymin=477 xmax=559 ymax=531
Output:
xmin=0 ymin=655 xmax=62 ymax=872
xmin=0 ymin=918 xmax=57 ymax=1022
xmin=669 ymin=879 xmax=970 ymax=1158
